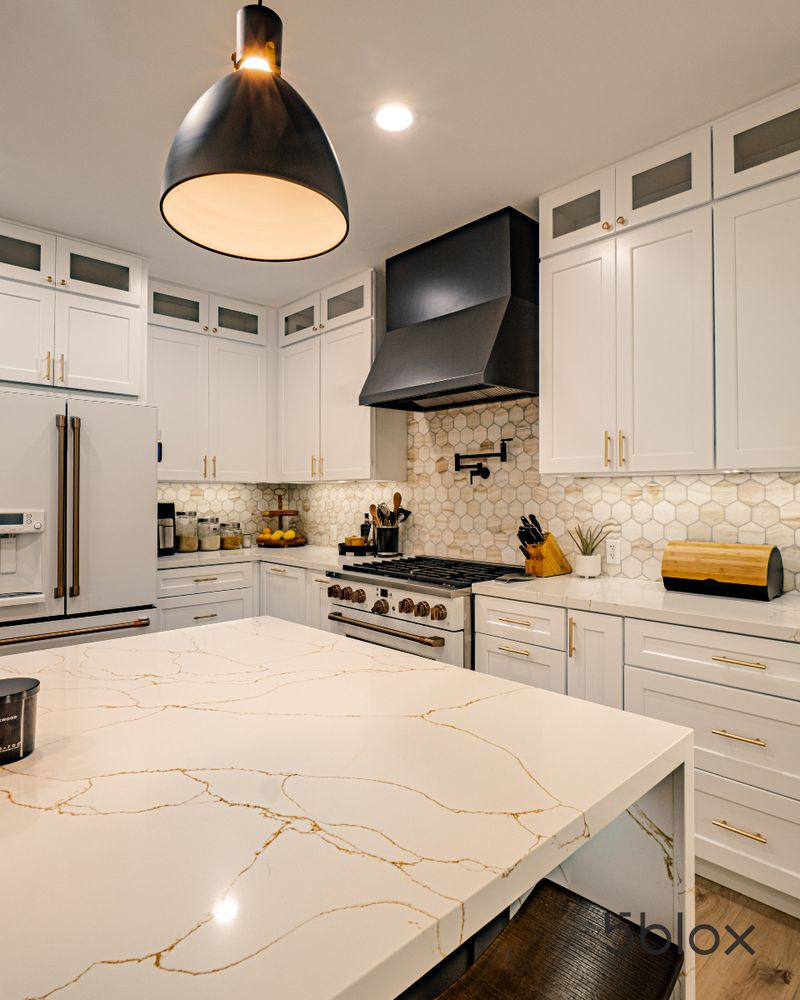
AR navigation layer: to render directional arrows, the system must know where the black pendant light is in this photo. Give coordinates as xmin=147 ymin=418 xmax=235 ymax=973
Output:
xmin=161 ymin=2 xmax=348 ymax=261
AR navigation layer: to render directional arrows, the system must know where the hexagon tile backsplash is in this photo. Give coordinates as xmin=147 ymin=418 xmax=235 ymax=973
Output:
xmin=160 ymin=399 xmax=800 ymax=592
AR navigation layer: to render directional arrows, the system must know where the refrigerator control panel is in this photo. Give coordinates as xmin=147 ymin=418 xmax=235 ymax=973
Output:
xmin=0 ymin=511 xmax=45 ymax=534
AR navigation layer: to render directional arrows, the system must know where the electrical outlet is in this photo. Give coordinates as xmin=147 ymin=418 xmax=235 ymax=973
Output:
xmin=606 ymin=538 xmax=621 ymax=566
xmin=329 ymin=526 xmax=338 ymax=545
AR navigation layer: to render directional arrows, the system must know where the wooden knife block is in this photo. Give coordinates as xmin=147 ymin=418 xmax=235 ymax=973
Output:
xmin=525 ymin=534 xmax=572 ymax=578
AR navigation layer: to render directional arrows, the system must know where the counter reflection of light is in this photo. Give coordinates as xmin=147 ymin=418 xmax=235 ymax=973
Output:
xmin=213 ymin=897 xmax=239 ymax=924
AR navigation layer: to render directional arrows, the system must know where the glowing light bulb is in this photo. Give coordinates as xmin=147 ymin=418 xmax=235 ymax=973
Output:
xmin=240 ymin=56 xmax=272 ymax=72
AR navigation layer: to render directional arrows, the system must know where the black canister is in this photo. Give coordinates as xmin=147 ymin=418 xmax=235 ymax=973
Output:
xmin=0 ymin=678 xmax=39 ymax=765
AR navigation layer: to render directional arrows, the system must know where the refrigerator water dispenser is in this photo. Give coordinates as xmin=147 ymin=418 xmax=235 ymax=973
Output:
xmin=0 ymin=511 xmax=46 ymax=608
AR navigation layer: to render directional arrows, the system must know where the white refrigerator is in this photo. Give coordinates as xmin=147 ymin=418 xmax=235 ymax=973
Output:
xmin=0 ymin=388 xmax=159 ymax=652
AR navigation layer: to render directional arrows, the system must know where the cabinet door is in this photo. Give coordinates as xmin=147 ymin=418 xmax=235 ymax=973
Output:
xmin=615 ymin=127 xmax=711 ymax=229
xmin=209 ymin=294 xmax=268 ymax=346
xmin=714 ymin=84 xmax=800 ymax=197
xmin=475 ymin=634 xmax=567 ymax=693
xmin=260 ymin=563 xmax=307 ymax=624
xmin=148 ymin=327 xmax=209 ymax=482
xmin=567 ymin=611 xmax=623 ymax=709
xmin=208 ymin=339 xmax=267 ymax=482
xmin=0 ymin=220 xmax=56 ymax=286
xmin=539 ymin=241 xmax=616 ymax=473
xmin=306 ymin=574 xmax=333 ymax=631
xmin=320 ymin=270 xmax=373 ymax=332
xmin=277 ymin=337 xmax=320 ymax=481
xmin=55 ymin=238 xmax=142 ymax=306
xmin=715 ymin=175 xmax=800 ymax=470
xmin=0 ymin=278 xmax=55 ymax=386
xmin=54 ymin=294 xmax=140 ymax=396
xmin=278 ymin=292 xmax=320 ymax=346
xmin=539 ymin=167 xmax=616 ymax=256
xmin=149 ymin=280 xmax=209 ymax=334
xmin=616 ymin=207 xmax=714 ymax=472
xmin=320 ymin=320 xmax=373 ymax=480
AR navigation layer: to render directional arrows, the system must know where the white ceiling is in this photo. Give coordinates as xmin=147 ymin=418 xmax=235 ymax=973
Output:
xmin=2 ymin=0 xmax=800 ymax=306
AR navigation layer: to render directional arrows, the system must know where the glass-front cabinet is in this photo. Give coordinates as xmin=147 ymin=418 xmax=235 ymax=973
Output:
xmin=209 ymin=295 xmax=268 ymax=345
xmin=320 ymin=270 xmax=373 ymax=332
xmin=149 ymin=281 xmax=209 ymax=335
xmin=539 ymin=168 xmax=616 ymax=256
xmin=0 ymin=220 xmax=56 ymax=285
xmin=54 ymin=238 xmax=142 ymax=305
xmin=278 ymin=291 xmax=321 ymax=346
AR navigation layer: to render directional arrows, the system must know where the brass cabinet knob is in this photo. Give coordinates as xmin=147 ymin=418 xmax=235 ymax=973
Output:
xmin=312 ymin=325 xmax=318 ymax=331
xmin=203 ymin=325 xmax=209 ymax=331
xmin=319 ymin=323 xmax=325 ymax=329
xmin=601 ymin=221 xmax=612 ymax=231
xmin=352 ymin=589 xmax=367 ymax=604
xmin=327 ymin=584 xmax=341 ymax=599
xmin=430 ymin=604 xmax=447 ymax=621
xmin=212 ymin=327 xmax=218 ymax=333
xmin=45 ymin=275 xmax=54 ymax=283
xmin=414 ymin=601 xmax=430 ymax=618
xmin=398 ymin=598 xmax=414 ymax=614
xmin=59 ymin=278 xmax=67 ymax=286
xmin=341 ymin=587 xmax=353 ymax=601
xmin=372 ymin=599 xmax=389 ymax=615
xmin=617 ymin=216 xmax=627 ymax=225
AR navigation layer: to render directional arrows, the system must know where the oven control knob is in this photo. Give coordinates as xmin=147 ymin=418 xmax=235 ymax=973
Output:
xmin=341 ymin=587 xmax=354 ymax=602
xmin=414 ymin=601 xmax=430 ymax=618
xmin=372 ymin=599 xmax=390 ymax=615
xmin=327 ymin=585 xmax=341 ymax=599
xmin=430 ymin=604 xmax=448 ymax=622
xmin=352 ymin=589 xmax=367 ymax=604
xmin=398 ymin=598 xmax=414 ymax=614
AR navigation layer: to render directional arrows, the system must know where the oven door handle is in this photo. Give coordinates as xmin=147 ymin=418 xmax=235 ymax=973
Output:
xmin=327 ymin=612 xmax=445 ymax=647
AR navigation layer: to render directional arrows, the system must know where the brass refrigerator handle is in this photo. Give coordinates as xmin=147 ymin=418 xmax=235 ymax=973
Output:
xmin=0 ymin=618 xmax=151 ymax=648
xmin=54 ymin=415 xmax=67 ymax=599
xmin=69 ymin=415 xmax=81 ymax=598
xmin=328 ymin=611 xmax=445 ymax=647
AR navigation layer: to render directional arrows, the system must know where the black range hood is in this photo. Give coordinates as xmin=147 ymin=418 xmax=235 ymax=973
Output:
xmin=359 ymin=207 xmax=538 ymax=411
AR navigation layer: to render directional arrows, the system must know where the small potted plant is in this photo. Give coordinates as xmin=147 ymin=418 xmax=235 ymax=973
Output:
xmin=568 ymin=523 xmax=612 ymax=578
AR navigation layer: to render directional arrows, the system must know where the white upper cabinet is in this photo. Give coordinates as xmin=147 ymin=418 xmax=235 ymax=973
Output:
xmin=277 ymin=336 xmax=321 ymax=481
xmin=208 ymin=295 xmax=268 ymax=346
xmin=539 ymin=241 xmax=617 ymax=474
xmin=149 ymin=280 xmax=209 ymax=335
xmin=278 ymin=270 xmax=373 ymax=346
xmin=320 ymin=320 xmax=373 ymax=480
xmin=0 ymin=220 xmax=56 ymax=286
xmin=54 ymin=295 xmax=140 ymax=396
xmin=0 ymin=278 xmax=55 ymax=386
xmin=55 ymin=238 xmax=142 ymax=306
xmin=539 ymin=168 xmax=615 ymax=257
xmin=714 ymin=84 xmax=800 ymax=198
xmin=278 ymin=291 xmax=320 ymax=347
xmin=615 ymin=127 xmax=711 ymax=229
xmin=208 ymin=338 xmax=267 ymax=482
xmin=616 ymin=207 xmax=714 ymax=473
xmin=715 ymin=174 xmax=800 ymax=470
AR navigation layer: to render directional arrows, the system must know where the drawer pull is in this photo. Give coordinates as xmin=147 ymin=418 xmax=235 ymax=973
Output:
xmin=313 ymin=578 xmax=329 ymax=584
xmin=711 ymin=728 xmax=766 ymax=748
xmin=193 ymin=613 xmax=218 ymax=621
xmin=193 ymin=576 xmax=219 ymax=583
xmin=711 ymin=819 xmax=767 ymax=845
xmin=712 ymin=654 xmax=767 ymax=671
xmin=270 ymin=567 xmax=287 ymax=574
xmin=498 ymin=645 xmax=530 ymax=657
xmin=497 ymin=616 xmax=531 ymax=627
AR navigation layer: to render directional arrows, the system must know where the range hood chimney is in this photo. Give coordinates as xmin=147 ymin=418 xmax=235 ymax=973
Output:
xmin=360 ymin=207 xmax=538 ymax=411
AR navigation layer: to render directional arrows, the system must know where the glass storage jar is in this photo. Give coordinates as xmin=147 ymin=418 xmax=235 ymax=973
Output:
xmin=198 ymin=517 xmax=220 ymax=551
xmin=175 ymin=511 xmax=198 ymax=553
xmin=220 ymin=522 xmax=243 ymax=550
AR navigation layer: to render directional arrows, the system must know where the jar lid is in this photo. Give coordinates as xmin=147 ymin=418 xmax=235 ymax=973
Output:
xmin=0 ymin=677 xmax=40 ymax=703
xmin=176 ymin=511 xmax=197 ymax=517
xmin=198 ymin=517 xmax=219 ymax=523
xmin=221 ymin=522 xmax=241 ymax=528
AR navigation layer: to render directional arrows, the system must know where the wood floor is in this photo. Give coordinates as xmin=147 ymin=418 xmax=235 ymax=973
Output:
xmin=695 ymin=876 xmax=800 ymax=999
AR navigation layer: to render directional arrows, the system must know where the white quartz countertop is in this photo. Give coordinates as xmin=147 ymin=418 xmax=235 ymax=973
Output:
xmin=0 ymin=617 xmax=690 ymax=1000
xmin=473 ymin=574 xmax=800 ymax=643
xmin=157 ymin=544 xmax=343 ymax=574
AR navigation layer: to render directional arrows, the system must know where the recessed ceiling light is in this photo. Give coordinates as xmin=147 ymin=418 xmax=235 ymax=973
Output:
xmin=374 ymin=103 xmax=415 ymax=132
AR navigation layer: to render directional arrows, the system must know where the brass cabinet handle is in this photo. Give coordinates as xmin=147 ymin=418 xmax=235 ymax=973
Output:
xmin=497 ymin=616 xmax=531 ymax=627
xmin=203 ymin=455 xmax=208 ymax=478
xmin=603 ymin=431 xmax=611 ymax=467
xmin=498 ymin=644 xmax=530 ymax=657
xmin=313 ymin=578 xmax=329 ymax=584
xmin=618 ymin=430 xmax=625 ymax=466
xmin=212 ymin=455 xmax=217 ymax=479
xmin=712 ymin=819 xmax=767 ymax=845
xmin=311 ymin=454 xmax=317 ymax=478
xmin=58 ymin=353 xmax=65 ymax=382
xmin=568 ymin=616 xmax=576 ymax=658
xmin=54 ymin=415 xmax=67 ymax=599
xmin=69 ymin=415 xmax=81 ymax=598
xmin=712 ymin=654 xmax=767 ymax=671
xmin=617 ymin=216 xmax=627 ymax=225
xmin=0 ymin=617 xmax=150 ymax=648
xmin=193 ymin=576 xmax=219 ymax=583
xmin=43 ymin=351 xmax=51 ymax=381
xmin=328 ymin=611 xmax=445 ymax=647
xmin=319 ymin=455 xmax=324 ymax=478
xmin=270 ymin=566 xmax=287 ymax=574
xmin=601 ymin=221 xmax=612 ymax=231
xmin=193 ymin=613 xmax=218 ymax=621
xmin=711 ymin=728 xmax=766 ymax=748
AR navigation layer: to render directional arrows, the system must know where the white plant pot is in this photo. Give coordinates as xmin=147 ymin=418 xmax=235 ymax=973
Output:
xmin=573 ymin=553 xmax=602 ymax=578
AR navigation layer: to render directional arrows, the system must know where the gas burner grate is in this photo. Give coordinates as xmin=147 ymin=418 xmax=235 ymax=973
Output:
xmin=340 ymin=556 xmax=524 ymax=590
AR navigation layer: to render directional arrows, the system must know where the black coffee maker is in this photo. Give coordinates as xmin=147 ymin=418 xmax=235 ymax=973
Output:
xmin=157 ymin=502 xmax=176 ymax=557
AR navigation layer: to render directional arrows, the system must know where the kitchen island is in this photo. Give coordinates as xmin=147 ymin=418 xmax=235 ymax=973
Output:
xmin=0 ymin=617 xmax=694 ymax=1000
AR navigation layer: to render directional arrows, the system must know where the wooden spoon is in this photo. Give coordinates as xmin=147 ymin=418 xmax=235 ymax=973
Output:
xmin=369 ymin=503 xmax=380 ymax=526
xmin=392 ymin=492 xmax=402 ymax=525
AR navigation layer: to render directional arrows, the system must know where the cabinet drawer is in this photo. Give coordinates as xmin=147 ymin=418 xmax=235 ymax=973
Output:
xmin=157 ymin=562 xmax=253 ymax=599
xmin=475 ymin=634 xmax=566 ymax=694
xmin=696 ymin=770 xmax=800 ymax=900
xmin=159 ymin=590 xmax=252 ymax=631
xmin=624 ymin=618 xmax=800 ymax=699
xmin=625 ymin=666 xmax=800 ymax=800
xmin=475 ymin=596 xmax=566 ymax=650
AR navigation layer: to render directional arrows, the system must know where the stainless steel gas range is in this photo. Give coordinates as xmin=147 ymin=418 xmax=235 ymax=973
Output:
xmin=325 ymin=556 xmax=525 ymax=667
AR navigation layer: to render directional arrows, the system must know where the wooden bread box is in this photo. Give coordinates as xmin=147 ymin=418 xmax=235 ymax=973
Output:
xmin=661 ymin=541 xmax=783 ymax=601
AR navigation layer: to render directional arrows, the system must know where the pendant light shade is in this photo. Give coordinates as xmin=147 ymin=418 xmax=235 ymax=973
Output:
xmin=161 ymin=4 xmax=348 ymax=261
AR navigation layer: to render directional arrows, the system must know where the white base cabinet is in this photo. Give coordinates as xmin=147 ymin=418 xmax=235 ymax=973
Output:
xmin=306 ymin=573 xmax=333 ymax=632
xmin=157 ymin=562 xmax=254 ymax=632
xmin=159 ymin=590 xmax=253 ymax=631
xmin=259 ymin=562 xmax=307 ymax=625
xmin=567 ymin=611 xmax=623 ymax=709
xmin=474 ymin=633 xmax=566 ymax=693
